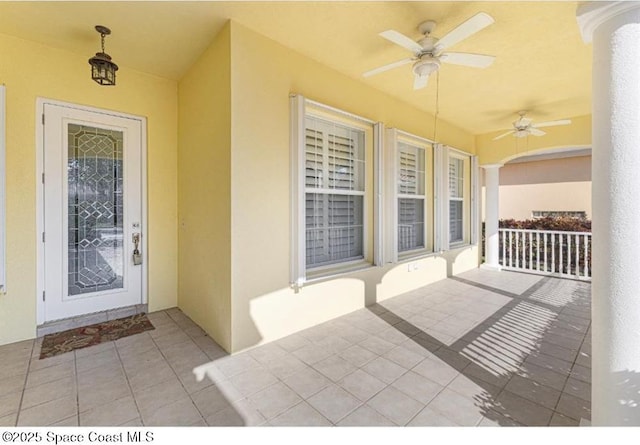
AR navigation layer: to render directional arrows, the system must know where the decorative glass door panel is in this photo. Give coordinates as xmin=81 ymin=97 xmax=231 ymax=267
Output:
xmin=42 ymin=102 xmax=143 ymax=323
xmin=67 ymin=124 xmax=124 ymax=296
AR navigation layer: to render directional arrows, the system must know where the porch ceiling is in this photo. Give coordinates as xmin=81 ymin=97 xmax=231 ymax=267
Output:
xmin=0 ymin=1 xmax=590 ymax=135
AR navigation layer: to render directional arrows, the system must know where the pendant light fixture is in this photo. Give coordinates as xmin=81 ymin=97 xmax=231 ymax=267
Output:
xmin=88 ymin=25 xmax=118 ymax=86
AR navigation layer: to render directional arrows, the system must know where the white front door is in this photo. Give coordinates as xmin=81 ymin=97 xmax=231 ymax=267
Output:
xmin=42 ymin=102 xmax=144 ymax=322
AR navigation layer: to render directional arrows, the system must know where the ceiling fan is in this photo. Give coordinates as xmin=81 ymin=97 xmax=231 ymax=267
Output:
xmin=493 ymin=112 xmax=572 ymax=140
xmin=363 ymin=12 xmax=496 ymax=90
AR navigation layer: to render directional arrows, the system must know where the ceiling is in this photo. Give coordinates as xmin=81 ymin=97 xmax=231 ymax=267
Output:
xmin=0 ymin=1 xmax=592 ymax=135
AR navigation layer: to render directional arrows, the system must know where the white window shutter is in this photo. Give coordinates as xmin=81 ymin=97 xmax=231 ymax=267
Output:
xmin=471 ymin=155 xmax=480 ymax=245
xmin=290 ymin=94 xmax=306 ymax=289
xmin=0 ymin=85 xmax=5 ymax=293
xmin=384 ymin=128 xmax=398 ymax=263
xmin=433 ymin=143 xmax=442 ymax=252
xmin=434 ymin=144 xmax=450 ymax=251
xmin=374 ymin=122 xmax=384 ymax=266
xmin=448 ymin=156 xmax=464 ymax=244
xmin=304 ymin=118 xmax=365 ymax=268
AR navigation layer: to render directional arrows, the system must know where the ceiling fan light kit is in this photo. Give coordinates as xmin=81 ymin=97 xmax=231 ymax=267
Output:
xmin=363 ymin=12 xmax=496 ymax=90
xmin=413 ymin=57 xmax=440 ymax=77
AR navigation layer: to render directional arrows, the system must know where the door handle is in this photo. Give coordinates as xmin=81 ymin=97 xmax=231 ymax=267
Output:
xmin=132 ymin=233 xmax=142 ymax=265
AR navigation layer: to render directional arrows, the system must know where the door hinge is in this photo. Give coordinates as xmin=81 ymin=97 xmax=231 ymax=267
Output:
xmin=42 ymin=291 xmax=46 ymax=302
xmin=42 ymin=232 xmax=45 ymax=243
xmin=41 ymin=173 xmax=45 ymax=184
xmin=41 ymin=114 xmax=45 ymax=125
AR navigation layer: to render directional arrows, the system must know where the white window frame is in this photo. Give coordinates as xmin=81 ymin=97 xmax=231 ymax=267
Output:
xmin=0 ymin=85 xmax=5 ymax=292
xmin=385 ymin=129 xmax=434 ymax=262
xmin=449 ymin=154 xmax=465 ymax=246
xmin=290 ymin=95 xmax=380 ymax=287
xmin=437 ymin=145 xmax=479 ymax=250
xmin=471 ymin=155 xmax=480 ymax=245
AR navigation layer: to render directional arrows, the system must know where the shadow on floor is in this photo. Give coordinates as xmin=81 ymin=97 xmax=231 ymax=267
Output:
xmin=368 ymin=274 xmax=591 ymax=426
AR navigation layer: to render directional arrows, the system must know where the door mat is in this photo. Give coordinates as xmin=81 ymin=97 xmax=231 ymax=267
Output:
xmin=39 ymin=313 xmax=155 ymax=359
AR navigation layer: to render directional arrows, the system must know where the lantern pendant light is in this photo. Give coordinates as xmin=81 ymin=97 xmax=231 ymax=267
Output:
xmin=88 ymin=25 xmax=118 ymax=86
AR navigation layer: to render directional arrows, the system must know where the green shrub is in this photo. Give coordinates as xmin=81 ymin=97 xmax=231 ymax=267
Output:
xmin=499 ymin=216 xmax=591 ymax=232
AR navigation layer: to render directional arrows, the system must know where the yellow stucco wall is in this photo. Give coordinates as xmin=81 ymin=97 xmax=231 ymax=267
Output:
xmin=0 ymin=33 xmax=178 ymax=345
xmin=498 ymin=156 xmax=592 ymax=220
xmin=229 ymin=22 xmax=479 ymax=352
xmin=177 ymin=25 xmax=232 ymax=351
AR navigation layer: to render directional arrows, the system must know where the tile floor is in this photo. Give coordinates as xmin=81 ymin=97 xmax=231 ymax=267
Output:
xmin=0 ymin=269 xmax=591 ymax=427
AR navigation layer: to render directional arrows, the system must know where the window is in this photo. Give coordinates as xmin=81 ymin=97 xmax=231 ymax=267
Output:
xmin=397 ymin=142 xmax=425 ymax=252
xmin=449 ymin=156 xmax=464 ymax=244
xmin=441 ymin=147 xmax=477 ymax=249
xmin=532 ymin=210 xmax=587 ymax=219
xmin=385 ymin=129 xmax=434 ymax=261
xmin=291 ymin=95 xmax=377 ymax=285
xmin=305 ymin=117 xmax=365 ymax=267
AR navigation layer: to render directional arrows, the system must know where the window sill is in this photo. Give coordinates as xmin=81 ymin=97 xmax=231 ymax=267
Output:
xmin=398 ymin=248 xmax=435 ymax=262
xmin=305 ymin=259 xmax=374 ymax=284
xmin=448 ymin=241 xmax=475 ymax=250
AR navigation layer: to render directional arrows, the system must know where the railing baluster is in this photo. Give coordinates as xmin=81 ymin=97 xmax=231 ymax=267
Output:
xmin=536 ymin=232 xmax=540 ymax=271
xmin=492 ymin=229 xmax=590 ymax=280
xmin=559 ymin=233 xmax=564 ymax=275
xmin=543 ymin=232 xmax=548 ymax=272
xmin=575 ymin=234 xmax=580 ymax=278
xmin=529 ymin=232 xmax=533 ymax=270
xmin=515 ymin=231 xmax=519 ymax=268
xmin=509 ymin=230 xmax=513 ymax=268
xmin=552 ymin=233 xmax=556 ymax=274
xmin=525 ymin=232 xmax=528 ymax=269
xmin=521 ymin=231 xmax=524 ymax=269
xmin=524 ymin=231 xmax=528 ymax=270
xmin=568 ymin=234 xmax=573 ymax=277
xmin=584 ymin=233 xmax=589 ymax=278
xmin=501 ymin=230 xmax=506 ymax=267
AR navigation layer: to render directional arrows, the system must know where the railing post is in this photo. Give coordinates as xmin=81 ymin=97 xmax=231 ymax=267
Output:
xmin=481 ymin=164 xmax=503 ymax=271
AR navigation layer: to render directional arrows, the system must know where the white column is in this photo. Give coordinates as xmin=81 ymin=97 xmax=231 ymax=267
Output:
xmin=578 ymin=1 xmax=640 ymax=426
xmin=481 ymin=164 xmax=502 ymax=271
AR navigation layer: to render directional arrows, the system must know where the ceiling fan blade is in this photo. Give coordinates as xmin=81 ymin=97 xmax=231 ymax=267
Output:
xmin=529 ymin=128 xmax=547 ymax=137
xmin=493 ymin=130 xmax=515 ymax=140
xmin=379 ymin=30 xmax=423 ymax=54
xmin=531 ymin=119 xmax=572 ymax=128
xmin=413 ymin=74 xmax=429 ymax=90
xmin=435 ymin=12 xmax=495 ymax=51
xmin=440 ymin=52 xmax=495 ymax=68
xmin=363 ymin=58 xmax=414 ymax=77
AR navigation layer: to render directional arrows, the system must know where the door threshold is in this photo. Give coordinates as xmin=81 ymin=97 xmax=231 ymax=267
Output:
xmin=37 ymin=304 xmax=147 ymax=338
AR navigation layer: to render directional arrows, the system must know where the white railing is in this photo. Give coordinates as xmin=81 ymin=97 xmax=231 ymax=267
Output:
xmin=398 ymin=224 xmax=416 ymax=252
xmin=499 ymin=228 xmax=592 ymax=281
